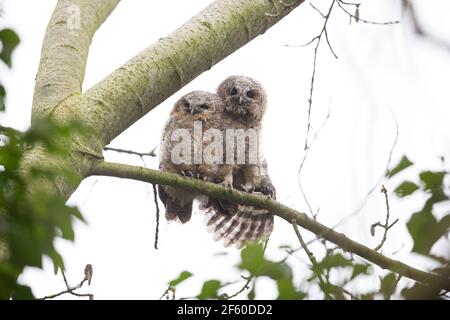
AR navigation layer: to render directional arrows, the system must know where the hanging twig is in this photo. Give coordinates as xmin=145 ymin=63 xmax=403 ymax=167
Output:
xmin=152 ymin=183 xmax=160 ymax=250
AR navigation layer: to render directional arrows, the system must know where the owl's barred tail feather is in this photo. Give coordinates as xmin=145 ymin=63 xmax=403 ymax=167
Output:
xmin=202 ymin=203 xmax=274 ymax=248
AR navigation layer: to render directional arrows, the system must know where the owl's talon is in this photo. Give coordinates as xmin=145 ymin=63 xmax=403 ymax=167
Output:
xmin=181 ymin=170 xmax=186 ymax=176
xmin=260 ymin=182 xmax=276 ymax=199
xmin=221 ymin=181 xmax=234 ymax=192
xmin=241 ymin=184 xmax=254 ymax=193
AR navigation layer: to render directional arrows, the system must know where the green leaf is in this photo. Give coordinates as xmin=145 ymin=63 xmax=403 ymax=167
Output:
xmin=419 ymin=171 xmax=445 ymax=192
xmin=0 ymin=84 xmax=5 ymax=111
xmin=394 ymin=181 xmax=420 ymax=197
xmin=197 ymin=280 xmax=222 ymax=300
xmin=350 ymin=264 xmax=370 ymax=280
xmin=239 ymin=243 xmax=292 ymax=280
xmin=168 ymin=271 xmax=193 ymax=287
xmin=360 ymin=293 xmax=375 ymax=300
xmin=259 ymin=261 xmax=293 ymax=280
xmin=387 ymin=156 xmax=413 ymax=178
xmin=406 ymin=209 xmax=450 ymax=254
xmin=238 ymin=243 xmax=265 ymax=275
xmin=407 ymin=209 xmax=436 ymax=254
xmin=247 ymin=285 xmax=256 ymax=300
xmin=0 ymin=263 xmax=21 ymax=299
xmin=11 ymin=284 xmax=34 ymax=300
xmin=276 ymin=278 xmax=305 ymax=300
xmin=401 ymin=282 xmax=438 ymax=300
xmin=380 ymin=273 xmax=397 ymax=300
xmin=48 ymin=248 xmax=65 ymax=275
xmin=312 ymin=253 xmax=353 ymax=275
xmin=0 ymin=29 xmax=20 ymax=67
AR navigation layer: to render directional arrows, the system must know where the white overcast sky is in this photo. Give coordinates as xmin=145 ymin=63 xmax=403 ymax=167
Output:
xmin=1 ymin=0 xmax=450 ymax=299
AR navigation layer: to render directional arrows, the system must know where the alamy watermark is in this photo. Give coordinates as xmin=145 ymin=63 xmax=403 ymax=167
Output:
xmin=67 ymin=5 xmax=81 ymax=30
xmin=170 ymin=121 xmax=259 ymax=165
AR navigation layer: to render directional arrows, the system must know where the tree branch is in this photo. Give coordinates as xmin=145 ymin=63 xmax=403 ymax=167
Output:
xmin=22 ymin=0 xmax=306 ymax=208
xmin=91 ymin=160 xmax=450 ymax=291
xmin=80 ymin=0 xmax=305 ymax=145
xmin=33 ymin=0 xmax=120 ymax=118
xmin=104 ymin=146 xmax=157 ymax=157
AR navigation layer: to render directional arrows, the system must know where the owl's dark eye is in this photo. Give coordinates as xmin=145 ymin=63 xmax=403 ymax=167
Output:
xmin=183 ymin=100 xmax=191 ymax=109
xmin=199 ymin=104 xmax=210 ymax=109
xmin=246 ymin=90 xmax=256 ymax=99
xmin=230 ymin=87 xmax=238 ymax=96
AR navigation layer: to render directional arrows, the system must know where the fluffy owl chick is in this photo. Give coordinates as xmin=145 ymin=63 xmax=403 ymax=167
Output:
xmin=199 ymin=75 xmax=276 ymax=247
xmin=159 ymin=91 xmax=225 ymax=224
xmin=217 ymin=75 xmax=268 ymax=192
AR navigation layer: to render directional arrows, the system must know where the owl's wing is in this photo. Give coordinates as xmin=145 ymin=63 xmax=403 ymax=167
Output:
xmin=199 ymin=159 xmax=275 ymax=248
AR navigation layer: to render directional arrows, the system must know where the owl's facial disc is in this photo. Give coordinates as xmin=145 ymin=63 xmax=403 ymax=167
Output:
xmin=182 ymin=97 xmax=211 ymax=115
xmin=229 ymin=86 xmax=257 ymax=108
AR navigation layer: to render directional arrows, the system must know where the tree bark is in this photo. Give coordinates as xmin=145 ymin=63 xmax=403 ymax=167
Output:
xmin=92 ymin=161 xmax=450 ymax=291
xmin=33 ymin=0 xmax=120 ymax=118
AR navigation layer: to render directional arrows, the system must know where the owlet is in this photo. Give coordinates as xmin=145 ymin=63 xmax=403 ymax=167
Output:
xmin=158 ymin=91 xmax=225 ymax=224
xmin=200 ymin=75 xmax=276 ymax=247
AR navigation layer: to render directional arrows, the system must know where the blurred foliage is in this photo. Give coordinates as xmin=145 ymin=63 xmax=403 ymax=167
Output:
xmin=167 ymin=155 xmax=449 ymax=300
xmin=0 ymin=118 xmax=86 ymax=299
xmin=1 ymin=18 xmax=87 ymax=300
xmin=0 ymin=27 xmax=20 ymax=111
xmin=389 ymin=156 xmax=450 ymax=257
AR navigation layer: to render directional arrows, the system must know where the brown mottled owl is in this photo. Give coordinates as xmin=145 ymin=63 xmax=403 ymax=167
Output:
xmin=158 ymin=91 xmax=225 ymax=224
xmin=200 ymin=75 xmax=276 ymax=247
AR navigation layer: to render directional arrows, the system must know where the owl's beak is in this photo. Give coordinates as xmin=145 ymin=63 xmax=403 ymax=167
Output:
xmin=190 ymin=105 xmax=203 ymax=114
xmin=238 ymin=95 xmax=252 ymax=106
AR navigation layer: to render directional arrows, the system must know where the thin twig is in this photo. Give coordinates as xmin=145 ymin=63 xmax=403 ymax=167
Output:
xmin=224 ymin=276 xmax=253 ymax=300
xmin=159 ymin=286 xmax=176 ymax=300
xmin=39 ymin=265 xmax=94 ymax=300
xmin=298 ymin=104 xmax=331 ymax=217
xmin=295 ymin=114 xmax=399 ymax=253
xmin=140 ymin=157 xmax=160 ymax=250
xmin=303 ymin=0 xmax=337 ymax=150
xmin=333 ymin=111 xmax=399 ymax=228
xmin=104 ymin=146 xmax=157 ymax=157
xmin=338 ymin=0 xmax=359 ymax=6
xmin=291 ymin=219 xmax=333 ymax=299
xmin=310 ymin=3 xmax=326 ymax=18
xmin=337 ymin=0 xmax=399 ymax=25
xmin=372 ymin=185 xmax=399 ymax=251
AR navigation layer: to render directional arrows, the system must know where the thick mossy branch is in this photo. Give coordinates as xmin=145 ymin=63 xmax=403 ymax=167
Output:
xmin=82 ymin=0 xmax=305 ymax=145
xmin=24 ymin=0 xmax=306 ymax=208
xmin=92 ymin=161 xmax=450 ymax=292
xmin=32 ymin=0 xmax=120 ymax=118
